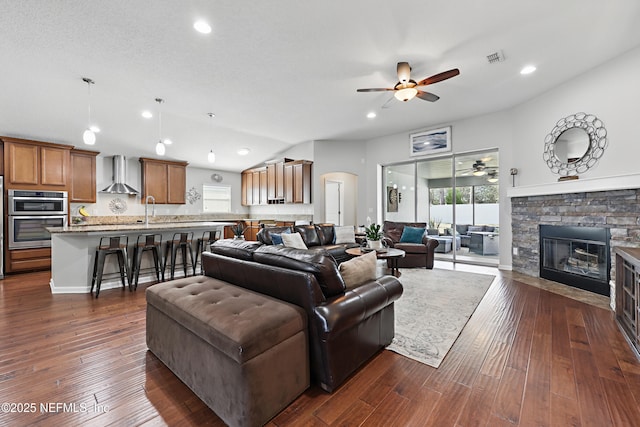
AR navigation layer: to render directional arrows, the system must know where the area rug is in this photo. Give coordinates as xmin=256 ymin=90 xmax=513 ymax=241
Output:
xmin=387 ymin=268 xmax=495 ymax=368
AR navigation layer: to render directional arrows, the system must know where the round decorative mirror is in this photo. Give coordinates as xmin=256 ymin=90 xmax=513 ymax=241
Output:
xmin=542 ymin=112 xmax=607 ymax=178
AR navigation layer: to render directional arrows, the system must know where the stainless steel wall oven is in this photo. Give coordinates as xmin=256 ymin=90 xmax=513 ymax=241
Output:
xmin=8 ymin=190 xmax=68 ymax=249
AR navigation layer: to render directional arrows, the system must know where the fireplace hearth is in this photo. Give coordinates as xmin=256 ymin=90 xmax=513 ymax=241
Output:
xmin=539 ymin=225 xmax=610 ymax=296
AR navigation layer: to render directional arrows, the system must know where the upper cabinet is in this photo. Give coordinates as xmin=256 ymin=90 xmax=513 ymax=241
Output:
xmin=139 ymin=157 xmax=188 ymax=204
xmin=1 ymin=136 xmax=73 ymax=190
xmin=242 ymin=159 xmax=311 ymax=206
xmin=70 ymin=149 xmax=99 ymax=203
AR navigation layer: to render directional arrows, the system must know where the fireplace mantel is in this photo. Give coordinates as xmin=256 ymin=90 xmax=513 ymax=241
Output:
xmin=507 ymin=173 xmax=640 ymax=198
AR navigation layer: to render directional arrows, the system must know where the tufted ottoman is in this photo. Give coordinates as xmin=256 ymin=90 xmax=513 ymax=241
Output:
xmin=146 ymin=275 xmax=309 ymax=427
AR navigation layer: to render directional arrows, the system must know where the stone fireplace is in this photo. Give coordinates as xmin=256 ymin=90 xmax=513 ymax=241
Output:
xmin=511 ymin=186 xmax=640 ymax=303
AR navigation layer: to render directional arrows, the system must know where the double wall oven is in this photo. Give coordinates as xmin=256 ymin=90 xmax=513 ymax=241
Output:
xmin=8 ymin=190 xmax=67 ymax=249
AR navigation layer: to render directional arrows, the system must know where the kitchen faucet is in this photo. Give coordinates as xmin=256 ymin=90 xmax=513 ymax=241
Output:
xmin=145 ymin=195 xmax=155 ymax=225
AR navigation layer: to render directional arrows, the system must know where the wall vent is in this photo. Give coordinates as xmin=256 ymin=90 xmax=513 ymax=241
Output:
xmin=487 ymin=50 xmax=505 ymax=64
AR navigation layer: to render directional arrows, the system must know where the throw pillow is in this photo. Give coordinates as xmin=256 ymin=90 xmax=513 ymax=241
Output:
xmin=339 ymin=250 xmax=377 ymax=289
xmin=270 ymin=229 xmax=291 ymax=245
xmin=334 ymin=225 xmax=356 ymax=244
xmin=399 ymin=226 xmax=425 ymax=243
xmin=281 ymin=232 xmax=308 ymax=250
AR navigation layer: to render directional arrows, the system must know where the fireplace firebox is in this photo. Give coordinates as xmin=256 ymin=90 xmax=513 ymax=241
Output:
xmin=539 ymin=225 xmax=610 ymax=296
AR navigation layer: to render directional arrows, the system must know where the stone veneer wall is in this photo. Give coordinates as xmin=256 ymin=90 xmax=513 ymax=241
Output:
xmin=511 ymin=189 xmax=640 ymax=297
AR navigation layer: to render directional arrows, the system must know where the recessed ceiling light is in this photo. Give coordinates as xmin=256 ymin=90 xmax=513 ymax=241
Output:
xmin=163 ymin=138 xmax=172 ymax=145
xmin=194 ymin=20 xmax=212 ymax=34
xmin=142 ymin=111 xmax=153 ymax=119
xmin=366 ymin=112 xmax=376 ymax=119
xmin=520 ymin=65 xmax=537 ymax=75
xmin=237 ymin=148 xmax=250 ymax=156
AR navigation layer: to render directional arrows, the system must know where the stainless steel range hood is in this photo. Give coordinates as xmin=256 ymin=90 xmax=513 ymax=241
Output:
xmin=101 ymin=155 xmax=139 ymax=195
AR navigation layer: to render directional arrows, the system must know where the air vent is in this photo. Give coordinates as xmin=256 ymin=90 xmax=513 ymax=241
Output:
xmin=487 ymin=50 xmax=505 ymax=64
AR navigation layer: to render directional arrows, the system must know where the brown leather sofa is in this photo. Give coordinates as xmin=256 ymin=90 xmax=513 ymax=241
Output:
xmin=206 ymin=239 xmax=403 ymax=392
xmin=382 ymin=221 xmax=439 ymax=269
xmin=256 ymin=223 xmax=359 ymax=263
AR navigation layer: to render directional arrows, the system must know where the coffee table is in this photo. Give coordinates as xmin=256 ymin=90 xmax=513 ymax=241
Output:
xmin=345 ymin=247 xmax=406 ymax=277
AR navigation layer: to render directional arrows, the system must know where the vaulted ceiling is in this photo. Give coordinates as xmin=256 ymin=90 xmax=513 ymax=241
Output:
xmin=1 ymin=1 xmax=639 ymax=172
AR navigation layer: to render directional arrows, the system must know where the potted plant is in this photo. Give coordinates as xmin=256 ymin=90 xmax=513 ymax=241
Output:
xmin=364 ymin=223 xmax=383 ymax=250
xmin=231 ymin=223 xmax=246 ymax=240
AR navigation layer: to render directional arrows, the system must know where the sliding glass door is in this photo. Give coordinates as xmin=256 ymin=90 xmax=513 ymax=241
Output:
xmin=382 ymin=149 xmax=499 ymax=266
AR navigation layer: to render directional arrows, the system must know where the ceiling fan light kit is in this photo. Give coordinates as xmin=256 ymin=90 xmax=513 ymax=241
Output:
xmin=394 ymin=87 xmax=418 ymax=102
xmin=357 ymin=62 xmax=459 ymax=104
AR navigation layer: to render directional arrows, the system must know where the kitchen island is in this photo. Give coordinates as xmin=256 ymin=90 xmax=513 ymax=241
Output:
xmin=48 ymin=221 xmax=233 ymax=294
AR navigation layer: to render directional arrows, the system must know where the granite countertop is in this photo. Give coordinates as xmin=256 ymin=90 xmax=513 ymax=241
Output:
xmin=48 ymin=221 xmax=235 ymax=234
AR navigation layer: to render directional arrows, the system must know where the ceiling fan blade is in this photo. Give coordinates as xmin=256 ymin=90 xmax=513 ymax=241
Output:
xmin=357 ymin=88 xmax=394 ymax=92
xmin=416 ymin=90 xmax=440 ymax=102
xmin=397 ymin=62 xmax=411 ymax=84
xmin=381 ymin=95 xmax=396 ymax=109
xmin=416 ymin=68 xmax=460 ymax=86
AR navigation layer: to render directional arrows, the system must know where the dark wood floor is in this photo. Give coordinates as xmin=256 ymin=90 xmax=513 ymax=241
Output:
xmin=1 ymin=267 xmax=640 ymax=426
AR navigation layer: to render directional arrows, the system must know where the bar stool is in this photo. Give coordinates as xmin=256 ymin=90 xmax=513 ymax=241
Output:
xmin=90 ymin=235 xmax=130 ymax=298
xmin=131 ymin=234 xmax=164 ymax=289
xmin=164 ymin=232 xmax=196 ymax=280
xmin=194 ymin=230 xmax=221 ymax=274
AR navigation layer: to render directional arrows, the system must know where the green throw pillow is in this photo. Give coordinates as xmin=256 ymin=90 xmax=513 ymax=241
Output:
xmin=399 ymin=226 xmax=425 ymax=243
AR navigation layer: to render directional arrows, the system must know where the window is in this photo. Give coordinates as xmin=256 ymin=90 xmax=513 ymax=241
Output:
xmin=203 ymin=185 xmax=231 ymax=213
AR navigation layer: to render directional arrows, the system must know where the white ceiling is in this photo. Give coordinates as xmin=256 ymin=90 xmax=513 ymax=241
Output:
xmin=1 ymin=1 xmax=639 ymax=172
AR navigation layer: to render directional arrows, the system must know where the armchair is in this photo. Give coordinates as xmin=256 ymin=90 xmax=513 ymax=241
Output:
xmin=381 ymin=221 xmax=439 ymax=269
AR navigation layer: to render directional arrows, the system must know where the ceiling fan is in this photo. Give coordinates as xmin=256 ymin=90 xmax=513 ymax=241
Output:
xmin=357 ymin=62 xmax=460 ymax=103
xmin=458 ymin=160 xmax=491 ymax=176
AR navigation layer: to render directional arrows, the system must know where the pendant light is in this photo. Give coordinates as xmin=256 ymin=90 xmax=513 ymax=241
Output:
xmin=207 ymin=112 xmax=216 ymax=163
xmin=155 ymin=98 xmax=165 ymax=156
xmin=82 ymin=77 xmax=98 ymax=145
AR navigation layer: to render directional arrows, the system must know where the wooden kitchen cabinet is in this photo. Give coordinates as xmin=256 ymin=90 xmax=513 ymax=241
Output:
xmin=289 ymin=160 xmax=312 ymax=204
xmin=6 ymin=248 xmax=52 ymax=273
xmin=267 ymin=159 xmax=287 ymax=201
xmin=241 ymin=171 xmax=253 ymax=206
xmin=1 ymin=137 xmax=73 ymax=190
xmin=70 ymin=148 xmax=99 ymax=203
xmin=139 ymin=157 xmax=188 ymax=204
xmin=242 ymin=159 xmax=311 ymax=206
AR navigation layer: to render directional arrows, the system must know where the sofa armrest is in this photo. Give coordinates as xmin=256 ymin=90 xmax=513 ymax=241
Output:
xmin=382 ymin=236 xmax=395 ymax=248
xmin=423 ymin=236 xmax=440 ymax=250
xmin=313 ymin=276 xmax=403 ymax=339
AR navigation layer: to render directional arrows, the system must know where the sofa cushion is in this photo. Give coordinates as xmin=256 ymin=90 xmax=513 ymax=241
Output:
xmin=281 ymin=232 xmax=308 ymax=249
xmin=210 ymin=239 xmax=263 ymax=261
xmin=257 ymin=226 xmax=293 ymax=245
xmin=295 ymin=225 xmax=322 ymax=247
xmin=467 ymin=225 xmax=484 ymax=233
xmin=314 ymin=224 xmax=336 ymax=246
xmin=339 ymin=250 xmax=377 ymax=289
xmin=270 ymin=229 xmax=291 ymax=245
xmin=334 ymin=226 xmax=356 ymax=244
xmin=394 ymin=242 xmax=427 ymax=254
xmin=399 ymin=226 xmax=426 ymax=243
xmin=254 ymin=245 xmax=346 ymax=298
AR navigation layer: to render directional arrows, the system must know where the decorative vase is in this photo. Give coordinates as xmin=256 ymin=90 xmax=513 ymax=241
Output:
xmin=233 ymin=235 xmax=245 ymax=240
xmin=368 ymin=239 xmax=383 ymax=250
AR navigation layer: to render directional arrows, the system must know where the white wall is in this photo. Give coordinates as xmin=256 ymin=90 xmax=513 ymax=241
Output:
xmin=313 ymin=139 xmax=368 ymax=224
xmin=83 ymin=156 xmax=246 ymax=217
xmin=510 ymin=45 xmax=640 ymax=186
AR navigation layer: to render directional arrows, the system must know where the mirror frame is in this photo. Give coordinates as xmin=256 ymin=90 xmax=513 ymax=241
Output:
xmin=542 ymin=112 xmax=607 ymax=177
